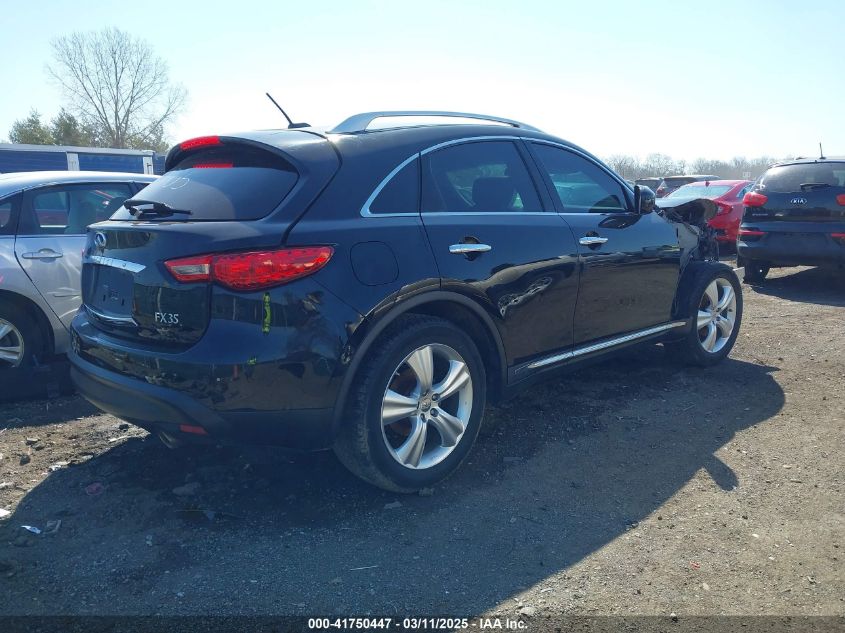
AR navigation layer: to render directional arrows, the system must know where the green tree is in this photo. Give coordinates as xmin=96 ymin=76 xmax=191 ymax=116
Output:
xmin=9 ymin=110 xmax=54 ymax=145
xmin=49 ymin=108 xmax=96 ymax=146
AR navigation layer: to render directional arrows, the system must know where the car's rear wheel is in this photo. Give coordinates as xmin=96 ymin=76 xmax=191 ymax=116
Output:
xmin=739 ymin=257 xmax=770 ymax=283
xmin=334 ymin=315 xmax=486 ymax=492
xmin=0 ymin=303 xmax=44 ymax=370
xmin=666 ymin=264 xmax=742 ymax=367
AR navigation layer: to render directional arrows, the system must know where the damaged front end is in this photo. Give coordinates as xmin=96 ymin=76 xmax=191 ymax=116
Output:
xmin=657 ymin=197 xmax=720 ymax=267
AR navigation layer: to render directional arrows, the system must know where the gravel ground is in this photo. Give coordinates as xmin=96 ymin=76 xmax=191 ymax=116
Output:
xmin=0 ymin=265 xmax=842 ymax=622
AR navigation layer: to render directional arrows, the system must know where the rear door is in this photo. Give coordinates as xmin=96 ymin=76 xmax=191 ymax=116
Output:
xmin=527 ymin=142 xmax=680 ymax=345
xmin=418 ymin=139 xmax=580 ymax=368
xmin=15 ymin=182 xmax=134 ymax=328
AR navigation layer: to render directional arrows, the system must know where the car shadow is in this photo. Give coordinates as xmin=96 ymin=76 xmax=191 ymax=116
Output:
xmin=747 ymin=266 xmax=845 ymax=307
xmin=1 ymin=346 xmax=784 ymax=616
xmin=0 ymin=394 xmax=99 ymax=429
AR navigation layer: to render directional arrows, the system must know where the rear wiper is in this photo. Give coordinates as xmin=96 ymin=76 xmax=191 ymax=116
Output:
xmin=124 ymin=199 xmax=193 ymax=218
xmin=799 ymin=182 xmax=831 ymax=190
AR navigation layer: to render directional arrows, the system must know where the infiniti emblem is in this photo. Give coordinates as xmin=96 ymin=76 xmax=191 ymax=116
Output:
xmin=790 ymin=197 xmax=807 ymax=205
xmin=94 ymin=232 xmax=107 ymax=250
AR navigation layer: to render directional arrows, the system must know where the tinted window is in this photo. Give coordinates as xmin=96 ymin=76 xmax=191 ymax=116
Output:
xmin=532 ymin=144 xmax=628 ymax=213
xmin=422 ymin=141 xmax=542 ymax=213
xmin=369 ymin=158 xmax=419 ymax=214
xmin=758 ymin=162 xmax=845 ymax=193
xmin=0 ymin=195 xmax=20 ymax=235
xmin=110 ymin=146 xmax=298 ymax=221
xmin=27 ymin=184 xmax=132 ymax=235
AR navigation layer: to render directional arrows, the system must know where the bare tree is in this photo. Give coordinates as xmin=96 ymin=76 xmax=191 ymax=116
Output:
xmin=48 ymin=28 xmax=186 ymax=150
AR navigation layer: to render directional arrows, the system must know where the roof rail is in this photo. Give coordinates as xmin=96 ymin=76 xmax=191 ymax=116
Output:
xmin=329 ymin=111 xmax=540 ymax=134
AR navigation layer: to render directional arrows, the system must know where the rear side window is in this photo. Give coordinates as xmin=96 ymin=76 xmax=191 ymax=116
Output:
xmin=23 ymin=184 xmax=132 ymax=235
xmin=422 ymin=141 xmax=542 ymax=213
xmin=110 ymin=145 xmax=299 ymax=221
xmin=369 ymin=158 xmax=420 ymax=214
xmin=0 ymin=195 xmax=20 ymax=235
xmin=758 ymin=163 xmax=845 ymax=193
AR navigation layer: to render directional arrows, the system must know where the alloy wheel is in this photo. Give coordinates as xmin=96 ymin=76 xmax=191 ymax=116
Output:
xmin=0 ymin=318 xmax=25 ymax=367
xmin=696 ymin=278 xmax=737 ymax=353
xmin=381 ymin=343 xmax=473 ymax=470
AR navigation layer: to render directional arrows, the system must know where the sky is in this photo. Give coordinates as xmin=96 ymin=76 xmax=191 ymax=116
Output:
xmin=0 ymin=0 xmax=841 ymax=162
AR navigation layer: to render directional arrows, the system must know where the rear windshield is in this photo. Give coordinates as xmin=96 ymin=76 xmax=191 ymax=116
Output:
xmin=667 ymin=184 xmax=732 ymax=199
xmin=758 ymin=162 xmax=845 ymax=193
xmin=663 ymin=177 xmax=697 ymax=188
xmin=636 ymin=179 xmax=661 ymax=188
xmin=110 ymin=145 xmax=298 ymax=221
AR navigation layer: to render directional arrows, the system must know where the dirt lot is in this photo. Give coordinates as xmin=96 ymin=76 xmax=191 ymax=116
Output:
xmin=0 ymin=266 xmax=842 ymax=622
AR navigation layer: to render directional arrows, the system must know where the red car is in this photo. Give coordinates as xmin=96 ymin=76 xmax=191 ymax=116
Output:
xmin=663 ymin=179 xmax=754 ymax=247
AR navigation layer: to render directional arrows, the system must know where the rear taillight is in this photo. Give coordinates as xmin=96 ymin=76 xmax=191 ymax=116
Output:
xmin=165 ymin=255 xmax=212 ymax=283
xmin=743 ymin=192 xmax=768 ymax=207
xmin=179 ymin=135 xmax=221 ymax=151
xmin=716 ymin=202 xmax=732 ymax=216
xmin=832 ymin=233 xmax=845 ymax=245
xmin=164 ymin=247 xmax=333 ymax=291
xmin=836 ymin=194 xmax=845 ymax=206
xmin=738 ymin=228 xmax=765 ymax=238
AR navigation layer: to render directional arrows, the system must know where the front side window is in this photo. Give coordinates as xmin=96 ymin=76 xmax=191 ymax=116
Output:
xmin=422 ymin=141 xmax=542 ymax=213
xmin=532 ymin=144 xmax=628 ymax=213
xmin=24 ymin=184 xmax=132 ymax=235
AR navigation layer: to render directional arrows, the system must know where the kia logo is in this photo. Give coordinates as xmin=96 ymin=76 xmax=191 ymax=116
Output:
xmin=790 ymin=197 xmax=807 ymax=205
xmin=94 ymin=232 xmax=108 ymax=250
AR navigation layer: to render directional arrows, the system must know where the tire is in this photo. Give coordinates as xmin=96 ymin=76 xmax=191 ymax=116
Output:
xmin=334 ymin=315 xmax=487 ymax=492
xmin=0 ymin=302 xmax=44 ymax=370
xmin=739 ymin=257 xmax=770 ymax=284
xmin=665 ymin=263 xmax=742 ymax=367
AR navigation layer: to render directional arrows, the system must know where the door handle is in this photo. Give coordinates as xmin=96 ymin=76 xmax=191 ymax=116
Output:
xmin=449 ymin=243 xmax=492 ymax=255
xmin=22 ymin=249 xmax=64 ymax=259
xmin=578 ymin=236 xmax=608 ymax=246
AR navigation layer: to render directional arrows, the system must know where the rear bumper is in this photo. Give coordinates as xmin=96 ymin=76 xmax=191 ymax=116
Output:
xmin=69 ymin=348 xmax=334 ymax=449
xmin=737 ymin=230 xmax=845 ymax=266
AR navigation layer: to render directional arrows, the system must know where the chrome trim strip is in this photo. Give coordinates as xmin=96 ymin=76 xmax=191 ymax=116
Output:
xmin=86 ymin=255 xmax=145 ymax=273
xmin=331 ymin=111 xmax=540 ymax=134
xmin=85 ymin=305 xmax=138 ymax=327
xmin=360 ymin=153 xmax=420 ymax=217
xmin=524 ymin=321 xmax=688 ymax=371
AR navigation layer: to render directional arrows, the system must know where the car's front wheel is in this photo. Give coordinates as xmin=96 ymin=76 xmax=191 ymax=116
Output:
xmin=666 ymin=264 xmax=742 ymax=367
xmin=334 ymin=315 xmax=486 ymax=492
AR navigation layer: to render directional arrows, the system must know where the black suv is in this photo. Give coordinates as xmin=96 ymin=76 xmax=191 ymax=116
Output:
xmin=737 ymin=158 xmax=845 ymax=282
xmin=69 ymin=111 xmax=743 ymax=492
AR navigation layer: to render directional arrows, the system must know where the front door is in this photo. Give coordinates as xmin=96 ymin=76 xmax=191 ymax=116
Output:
xmin=418 ymin=139 xmax=580 ymax=368
xmin=15 ymin=182 xmax=134 ymax=328
xmin=527 ymin=142 xmax=680 ymax=345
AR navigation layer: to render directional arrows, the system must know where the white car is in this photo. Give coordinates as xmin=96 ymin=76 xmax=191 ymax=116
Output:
xmin=0 ymin=171 xmax=155 ymax=375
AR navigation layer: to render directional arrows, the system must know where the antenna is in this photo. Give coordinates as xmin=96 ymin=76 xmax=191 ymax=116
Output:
xmin=265 ymin=93 xmax=310 ymax=129
xmin=819 ymin=142 xmax=825 ymax=160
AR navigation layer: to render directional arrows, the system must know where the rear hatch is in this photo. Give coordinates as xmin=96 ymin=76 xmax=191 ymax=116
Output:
xmin=744 ymin=161 xmax=845 ymax=225
xmin=80 ymin=131 xmax=339 ymax=348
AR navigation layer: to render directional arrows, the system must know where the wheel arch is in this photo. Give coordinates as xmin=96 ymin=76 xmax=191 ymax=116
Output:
xmin=331 ymin=291 xmax=507 ymax=432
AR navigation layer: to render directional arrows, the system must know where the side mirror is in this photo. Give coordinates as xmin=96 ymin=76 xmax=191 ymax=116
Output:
xmin=634 ymin=184 xmax=656 ymax=214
